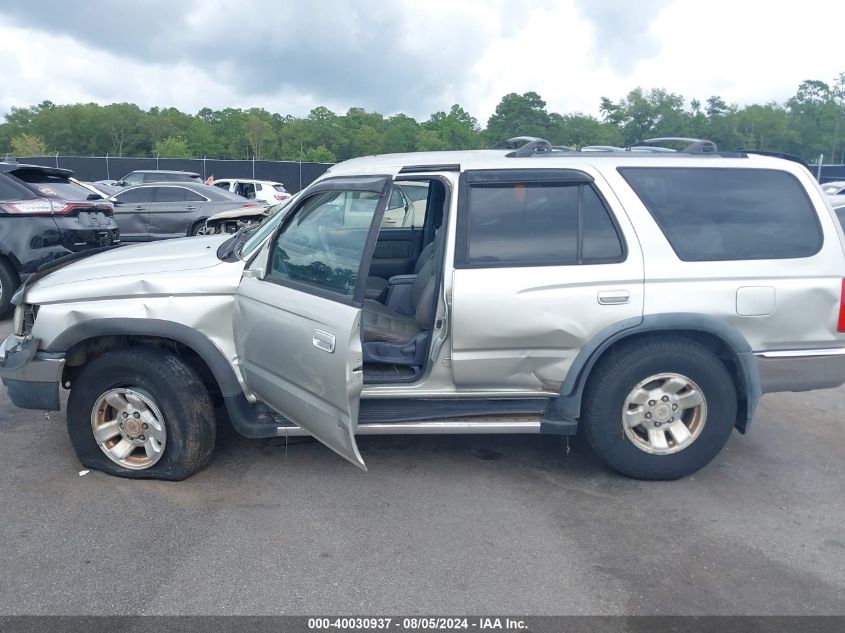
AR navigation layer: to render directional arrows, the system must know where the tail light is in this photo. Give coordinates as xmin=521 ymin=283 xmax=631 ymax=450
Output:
xmin=838 ymin=279 xmax=845 ymax=333
xmin=0 ymin=198 xmax=113 ymax=216
xmin=274 ymin=193 xmax=290 ymax=201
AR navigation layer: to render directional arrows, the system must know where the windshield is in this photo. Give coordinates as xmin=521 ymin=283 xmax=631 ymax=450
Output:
xmin=240 ymin=195 xmax=299 ymax=257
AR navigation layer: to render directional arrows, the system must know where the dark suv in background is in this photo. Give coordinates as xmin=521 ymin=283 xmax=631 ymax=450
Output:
xmin=0 ymin=163 xmax=119 ymax=313
xmin=113 ymin=170 xmax=202 ymax=187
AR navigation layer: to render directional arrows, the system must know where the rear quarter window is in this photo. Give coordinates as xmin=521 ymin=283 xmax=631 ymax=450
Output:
xmin=620 ymin=167 xmax=822 ymax=261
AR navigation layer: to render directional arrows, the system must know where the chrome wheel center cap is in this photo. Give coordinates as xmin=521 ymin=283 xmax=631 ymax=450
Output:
xmin=653 ymin=403 xmax=672 ymax=422
xmin=124 ymin=418 xmax=142 ymax=436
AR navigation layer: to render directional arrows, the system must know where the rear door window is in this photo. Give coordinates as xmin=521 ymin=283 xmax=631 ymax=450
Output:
xmin=458 ymin=178 xmax=624 ymax=267
xmin=153 ymin=187 xmax=188 ymax=203
xmin=620 ymin=167 xmax=822 ymax=261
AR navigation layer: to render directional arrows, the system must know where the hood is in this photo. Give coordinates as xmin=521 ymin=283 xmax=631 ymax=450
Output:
xmin=30 ymin=235 xmax=230 ymax=291
xmin=207 ymin=207 xmax=268 ymax=222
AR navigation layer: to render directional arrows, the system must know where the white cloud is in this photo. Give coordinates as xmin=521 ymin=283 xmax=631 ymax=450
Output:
xmin=1 ymin=0 xmax=843 ymax=124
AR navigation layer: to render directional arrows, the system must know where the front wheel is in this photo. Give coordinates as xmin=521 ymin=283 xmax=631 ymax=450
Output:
xmin=67 ymin=348 xmax=216 ymax=480
xmin=582 ymin=337 xmax=737 ymax=480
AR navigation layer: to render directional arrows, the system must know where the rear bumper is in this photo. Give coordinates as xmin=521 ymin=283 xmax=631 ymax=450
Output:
xmin=0 ymin=335 xmax=64 ymax=410
xmin=754 ymin=348 xmax=845 ymax=394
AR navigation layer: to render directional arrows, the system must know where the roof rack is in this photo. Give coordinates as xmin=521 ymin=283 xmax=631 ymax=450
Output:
xmin=632 ymin=137 xmax=718 ymax=154
xmin=495 ymin=135 xmax=725 ymax=158
xmin=493 ymin=137 xmax=576 ymax=157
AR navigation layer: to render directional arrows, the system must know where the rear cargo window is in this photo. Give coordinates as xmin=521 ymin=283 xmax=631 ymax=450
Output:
xmin=10 ymin=170 xmax=93 ymax=201
xmin=619 ymin=167 xmax=822 ymax=261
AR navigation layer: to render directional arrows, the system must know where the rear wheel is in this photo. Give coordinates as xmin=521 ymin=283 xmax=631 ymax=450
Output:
xmin=582 ymin=337 xmax=737 ymax=480
xmin=190 ymin=220 xmax=210 ymax=236
xmin=67 ymin=348 xmax=216 ymax=480
xmin=0 ymin=258 xmax=19 ymax=317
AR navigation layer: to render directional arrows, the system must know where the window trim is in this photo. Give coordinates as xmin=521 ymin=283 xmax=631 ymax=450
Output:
xmin=151 ymin=185 xmax=209 ymax=203
xmin=261 ymin=175 xmax=392 ymax=307
xmin=455 ymin=169 xmax=628 ymax=269
xmin=618 ymin=166 xmax=824 ymax=262
xmin=114 ymin=185 xmax=156 ymax=204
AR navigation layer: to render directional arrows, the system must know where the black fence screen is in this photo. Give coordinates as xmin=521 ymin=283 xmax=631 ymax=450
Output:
xmin=13 ymin=156 xmax=332 ymax=192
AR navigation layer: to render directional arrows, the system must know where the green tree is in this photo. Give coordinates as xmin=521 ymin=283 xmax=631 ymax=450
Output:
xmin=423 ymin=105 xmax=481 ymax=149
xmin=304 ymin=146 xmax=336 ymax=163
xmin=153 ymin=136 xmax=191 ymax=158
xmin=600 ymin=87 xmax=690 ymax=145
xmin=10 ymin=133 xmax=50 ymax=156
xmin=486 ymin=92 xmax=551 ymax=143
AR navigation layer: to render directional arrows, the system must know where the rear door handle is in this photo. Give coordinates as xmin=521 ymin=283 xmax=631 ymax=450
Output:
xmin=598 ymin=290 xmax=630 ymax=305
xmin=312 ymin=330 xmax=336 ymax=353
xmin=185 ymin=206 xmax=197 ymax=210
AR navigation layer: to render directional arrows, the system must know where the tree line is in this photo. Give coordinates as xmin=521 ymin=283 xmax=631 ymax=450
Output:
xmin=2 ymin=73 xmax=843 ymax=164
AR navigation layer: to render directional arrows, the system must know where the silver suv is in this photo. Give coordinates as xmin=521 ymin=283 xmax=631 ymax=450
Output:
xmin=2 ymin=139 xmax=844 ymax=481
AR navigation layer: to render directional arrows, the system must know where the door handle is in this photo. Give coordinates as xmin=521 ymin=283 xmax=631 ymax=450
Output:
xmin=598 ymin=290 xmax=630 ymax=305
xmin=312 ymin=330 xmax=336 ymax=353
xmin=185 ymin=206 xmax=197 ymax=210
xmin=134 ymin=206 xmax=145 ymax=211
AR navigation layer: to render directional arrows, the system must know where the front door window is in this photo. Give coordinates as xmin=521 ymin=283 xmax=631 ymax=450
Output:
xmin=267 ymin=190 xmax=380 ymax=298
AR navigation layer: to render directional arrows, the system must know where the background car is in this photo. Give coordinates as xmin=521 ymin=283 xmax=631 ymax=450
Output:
xmin=201 ymin=197 xmax=295 ymax=235
xmin=212 ymin=178 xmax=290 ymax=206
xmin=108 ymin=170 xmax=203 ymax=187
xmin=70 ymin=178 xmax=119 ymax=199
xmin=110 ymin=182 xmax=263 ymax=241
xmin=827 ymin=195 xmax=845 ymax=229
xmin=822 ymin=181 xmax=845 ymax=196
xmin=0 ymin=162 xmax=119 ymax=312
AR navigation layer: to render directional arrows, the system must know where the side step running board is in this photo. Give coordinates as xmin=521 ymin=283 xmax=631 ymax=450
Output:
xmin=275 ymin=418 xmax=543 ymax=436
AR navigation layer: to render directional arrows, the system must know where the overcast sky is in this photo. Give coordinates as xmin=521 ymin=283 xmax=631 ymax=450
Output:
xmin=0 ymin=0 xmax=842 ymax=123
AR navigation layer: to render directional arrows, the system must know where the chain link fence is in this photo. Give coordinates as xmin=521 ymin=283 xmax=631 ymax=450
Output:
xmin=6 ymin=155 xmax=333 ymax=192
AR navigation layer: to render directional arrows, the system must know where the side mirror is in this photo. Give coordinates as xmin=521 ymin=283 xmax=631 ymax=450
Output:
xmin=109 ymin=197 xmax=121 ymax=205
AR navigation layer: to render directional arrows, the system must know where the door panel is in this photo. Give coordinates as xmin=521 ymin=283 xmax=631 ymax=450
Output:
xmin=235 ymin=277 xmax=366 ymax=469
xmin=233 ymin=177 xmax=390 ymax=469
xmin=147 ymin=186 xmax=204 ymax=239
xmin=112 ymin=187 xmax=153 ymax=241
xmin=450 ymin=171 xmax=645 ymax=392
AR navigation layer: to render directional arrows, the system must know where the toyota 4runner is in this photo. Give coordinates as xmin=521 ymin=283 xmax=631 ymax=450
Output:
xmin=2 ymin=138 xmax=844 ymax=481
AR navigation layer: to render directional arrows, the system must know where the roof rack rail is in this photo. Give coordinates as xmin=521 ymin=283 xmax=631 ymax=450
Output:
xmin=633 ymin=137 xmax=718 ymax=154
xmin=492 ymin=136 xmax=546 ymax=150
xmin=493 ymin=136 xmax=576 ymax=157
xmin=582 ymin=145 xmax=624 ymax=152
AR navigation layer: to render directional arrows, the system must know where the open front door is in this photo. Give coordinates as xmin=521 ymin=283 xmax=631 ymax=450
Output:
xmin=233 ymin=176 xmax=390 ymax=470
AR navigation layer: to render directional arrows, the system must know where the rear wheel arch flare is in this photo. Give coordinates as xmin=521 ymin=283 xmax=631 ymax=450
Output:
xmin=557 ymin=314 xmax=760 ymax=430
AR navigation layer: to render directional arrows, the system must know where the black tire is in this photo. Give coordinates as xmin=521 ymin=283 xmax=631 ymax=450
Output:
xmin=582 ymin=336 xmax=737 ymax=480
xmin=67 ymin=348 xmax=216 ymax=480
xmin=189 ymin=219 xmax=209 ymax=236
xmin=0 ymin=258 xmax=19 ymax=317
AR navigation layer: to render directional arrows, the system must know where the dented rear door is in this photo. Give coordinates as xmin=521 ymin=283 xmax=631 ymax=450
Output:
xmin=450 ymin=168 xmax=644 ymax=393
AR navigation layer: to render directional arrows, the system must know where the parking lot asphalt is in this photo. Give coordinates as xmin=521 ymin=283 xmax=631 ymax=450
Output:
xmin=0 ymin=316 xmax=843 ymax=616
